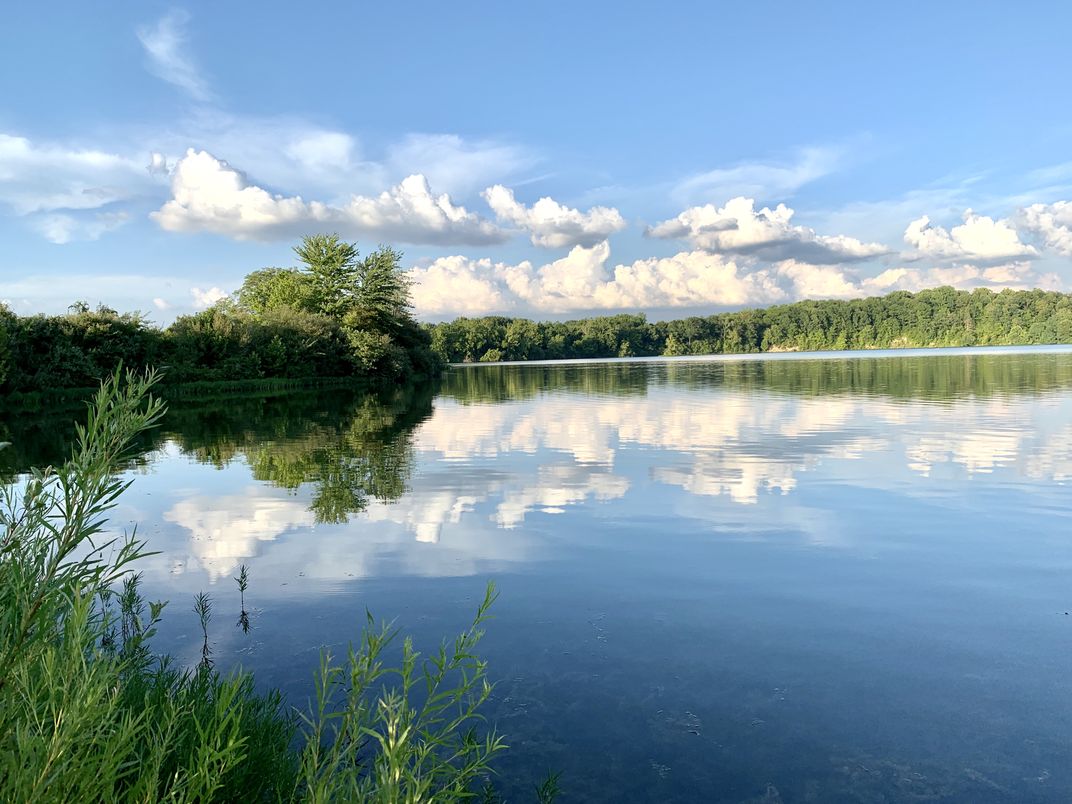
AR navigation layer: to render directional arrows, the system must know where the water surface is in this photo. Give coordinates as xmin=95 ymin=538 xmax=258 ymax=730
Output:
xmin=5 ymin=346 xmax=1072 ymax=802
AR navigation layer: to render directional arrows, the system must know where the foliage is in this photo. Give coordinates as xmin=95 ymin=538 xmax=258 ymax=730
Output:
xmin=296 ymin=585 xmax=505 ymax=802
xmin=0 ymin=371 xmax=549 ymax=802
xmin=236 ymin=267 xmax=317 ymax=316
xmin=426 ymin=287 xmax=1072 ymax=363
xmin=0 ymin=369 xmax=295 ymax=802
xmin=294 ymin=233 xmax=361 ymax=319
xmin=0 ymin=235 xmax=440 ymax=399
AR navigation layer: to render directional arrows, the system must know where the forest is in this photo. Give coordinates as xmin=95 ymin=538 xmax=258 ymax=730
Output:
xmin=427 ymin=287 xmax=1072 ymax=363
xmin=0 ymin=235 xmax=439 ymax=398
xmin=6 ymin=261 xmax=1072 ymax=401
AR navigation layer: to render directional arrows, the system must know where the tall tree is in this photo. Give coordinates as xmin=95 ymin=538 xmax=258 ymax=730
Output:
xmin=293 ymin=234 xmax=360 ymax=318
xmin=354 ymin=246 xmax=414 ymax=333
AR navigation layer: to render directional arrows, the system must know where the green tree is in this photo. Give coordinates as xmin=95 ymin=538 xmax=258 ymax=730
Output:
xmin=663 ymin=334 xmax=686 ymax=356
xmin=351 ymin=245 xmax=414 ymax=334
xmin=293 ymin=234 xmax=360 ymax=318
xmin=236 ymin=268 xmax=315 ymax=316
xmin=0 ymin=305 xmax=13 ymax=389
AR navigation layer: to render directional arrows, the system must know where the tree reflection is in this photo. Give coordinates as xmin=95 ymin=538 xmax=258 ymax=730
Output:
xmin=439 ymin=351 xmax=1072 ymax=405
xmin=0 ymin=385 xmax=434 ymax=520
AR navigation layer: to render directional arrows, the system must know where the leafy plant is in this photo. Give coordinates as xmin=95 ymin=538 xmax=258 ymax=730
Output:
xmin=0 ymin=368 xmax=554 ymax=802
xmin=297 ymin=583 xmax=505 ymax=802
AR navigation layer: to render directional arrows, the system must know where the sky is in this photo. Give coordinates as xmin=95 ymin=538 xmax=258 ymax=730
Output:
xmin=2 ymin=0 xmax=1071 ymax=323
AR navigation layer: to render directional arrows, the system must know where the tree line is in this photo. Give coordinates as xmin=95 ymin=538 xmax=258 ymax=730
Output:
xmin=0 ymin=235 xmax=439 ymax=398
xmin=427 ymin=287 xmax=1072 ymax=363
xmin=6 ymin=262 xmax=1072 ymax=400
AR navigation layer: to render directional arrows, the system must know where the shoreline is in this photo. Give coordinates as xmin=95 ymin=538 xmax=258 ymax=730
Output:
xmin=450 ymin=342 xmax=1072 ymax=369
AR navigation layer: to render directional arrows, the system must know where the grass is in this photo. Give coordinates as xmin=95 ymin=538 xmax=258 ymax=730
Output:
xmin=0 ymin=368 xmax=553 ymax=803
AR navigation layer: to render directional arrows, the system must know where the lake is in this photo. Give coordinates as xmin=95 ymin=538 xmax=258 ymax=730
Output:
xmin=4 ymin=345 xmax=1072 ymax=802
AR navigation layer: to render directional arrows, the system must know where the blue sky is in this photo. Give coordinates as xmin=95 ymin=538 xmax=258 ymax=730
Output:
xmin=2 ymin=1 xmax=1071 ymax=321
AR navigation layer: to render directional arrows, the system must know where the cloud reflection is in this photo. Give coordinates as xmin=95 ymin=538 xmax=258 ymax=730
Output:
xmin=142 ymin=357 xmax=1072 ymax=584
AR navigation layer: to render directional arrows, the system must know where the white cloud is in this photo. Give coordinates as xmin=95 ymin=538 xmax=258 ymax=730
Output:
xmin=409 ymin=234 xmax=1066 ymax=318
xmin=673 ymin=146 xmax=842 ymax=206
xmin=1015 ymin=201 xmax=1072 ymax=256
xmin=410 ymin=242 xmax=788 ymax=317
xmin=482 ymin=185 xmax=626 ymax=248
xmin=863 ymin=261 xmax=1059 ymax=294
xmin=592 ymin=248 xmax=785 ymax=309
xmin=152 ymin=150 xmax=322 ymax=239
xmin=773 ymin=261 xmax=862 ymax=298
xmin=386 ymin=133 xmax=536 ymax=197
xmin=153 ymin=297 xmax=171 ymax=311
xmin=407 ymin=256 xmax=517 ymax=316
xmin=343 ymin=174 xmax=506 ymax=245
xmin=0 ymin=273 xmax=216 ymax=317
xmin=136 ymin=10 xmax=213 ymax=101
xmin=147 ymin=152 xmax=170 ymax=175
xmin=152 ymin=150 xmax=508 ymax=245
xmin=284 ymin=131 xmax=358 ymax=175
xmin=0 ymin=133 xmax=152 ymax=215
xmin=145 ymin=118 xmax=533 ymax=201
xmin=32 ymin=211 xmax=130 ymax=244
xmin=647 ymin=197 xmax=888 ymax=264
xmin=191 ymin=286 xmax=228 ymax=308
xmin=904 ymin=210 xmax=1037 ymax=261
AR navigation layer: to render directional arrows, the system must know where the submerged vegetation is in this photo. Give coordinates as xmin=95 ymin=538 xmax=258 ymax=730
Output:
xmin=0 ymin=370 xmax=550 ymax=802
xmin=427 ymin=287 xmax=1072 ymax=362
xmin=0 ymin=234 xmax=439 ymax=399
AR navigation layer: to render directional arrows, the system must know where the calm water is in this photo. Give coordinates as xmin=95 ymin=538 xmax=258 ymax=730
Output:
xmin=5 ymin=346 xmax=1072 ymax=802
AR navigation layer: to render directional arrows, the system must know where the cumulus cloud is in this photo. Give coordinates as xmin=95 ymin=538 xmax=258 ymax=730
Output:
xmin=152 ymin=150 xmax=508 ymax=245
xmin=136 ymin=10 xmax=213 ymax=101
xmin=153 ymin=297 xmax=171 ymax=311
xmin=863 ymin=261 xmax=1060 ymax=294
xmin=406 ymin=256 xmax=518 ymax=316
xmin=904 ymin=210 xmax=1037 ymax=261
xmin=343 ymin=174 xmax=506 ymax=246
xmin=1015 ymin=201 xmax=1072 ymax=256
xmin=647 ymin=197 xmax=888 ymax=264
xmin=410 ymin=242 xmax=787 ymax=317
xmin=409 ymin=235 xmax=1065 ymax=318
xmin=482 ymin=185 xmax=626 ymax=248
xmin=191 ymin=286 xmax=228 ymax=308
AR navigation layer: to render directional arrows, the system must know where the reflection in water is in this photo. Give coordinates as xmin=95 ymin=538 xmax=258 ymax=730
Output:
xmin=3 ymin=349 xmax=1072 ymax=563
xmin=5 ymin=347 xmax=1072 ymax=801
xmin=163 ymin=486 xmax=316 ymax=581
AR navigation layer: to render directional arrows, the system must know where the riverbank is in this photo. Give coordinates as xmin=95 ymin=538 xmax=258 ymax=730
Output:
xmin=451 ymin=342 xmax=1072 ymax=368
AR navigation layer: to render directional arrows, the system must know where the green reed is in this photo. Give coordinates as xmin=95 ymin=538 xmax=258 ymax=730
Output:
xmin=0 ymin=369 xmax=552 ymax=803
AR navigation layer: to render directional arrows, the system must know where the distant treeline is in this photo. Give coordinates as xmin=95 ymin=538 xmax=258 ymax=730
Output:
xmin=427 ymin=288 xmax=1072 ymax=363
xmin=0 ymin=235 xmax=439 ymax=398
xmin=6 ymin=275 xmax=1072 ymax=400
